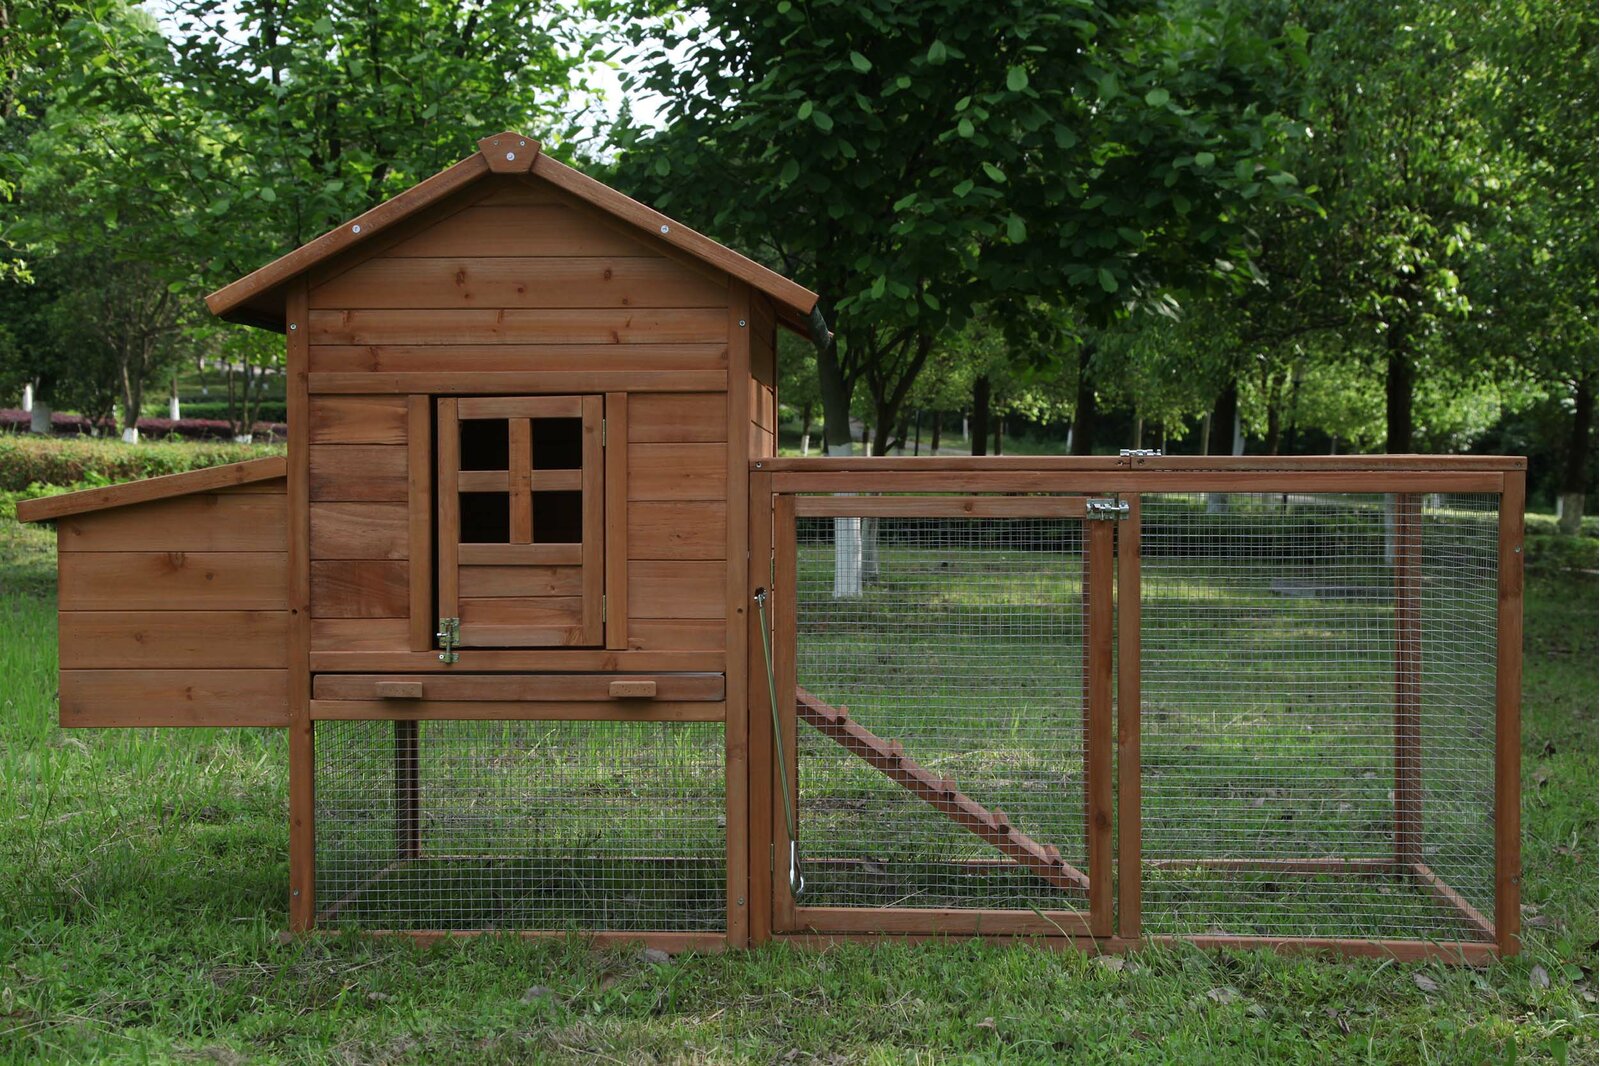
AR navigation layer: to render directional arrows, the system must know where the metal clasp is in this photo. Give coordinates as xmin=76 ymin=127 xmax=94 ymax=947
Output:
xmin=1120 ymin=448 xmax=1163 ymax=457
xmin=436 ymin=617 xmax=460 ymax=663
xmin=1086 ymin=498 xmax=1130 ymax=520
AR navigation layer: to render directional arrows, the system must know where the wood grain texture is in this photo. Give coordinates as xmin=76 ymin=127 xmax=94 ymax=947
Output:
xmin=309 ymin=649 xmax=724 ymax=672
xmin=309 ymin=344 xmax=728 ymax=375
xmin=605 ymin=393 xmax=629 ymax=650
xmin=627 ymin=393 xmax=727 ymax=443
xmin=629 ymin=560 xmax=726 ymax=619
xmin=308 ymin=308 xmax=727 ymax=347
xmin=310 ymin=256 xmax=728 ymax=309
xmin=628 ymin=501 xmax=728 ymax=560
xmin=17 ymin=458 xmax=286 ymax=522
xmin=725 ymin=282 xmax=753 ymax=946
xmin=310 ymin=502 xmax=408 ymax=560
xmin=1495 ymin=471 xmax=1524 ymax=956
xmin=382 ymin=204 xmax=656 ymax=258
xmin=56 ymin=492 xmax=285 ymax=552
xmin=628 ymin=444 xmax=726 ymax=500
xmin=60 ymin=669 xmax=289 ymax=727
xmin=58 ymin=551 xmax=287 ymax=610
xmin=309 ymin=370 xmax=727 ymax=395
xmin=1085 ymin=518 xmax=1115 ymax=937
xmin=313 ymin=672 xmax=724 ymax=702
xmin=310 ymin=559 xmax=409 ymax=618
xmin=1116 ymin=496 xmax=1142 ymax=940
xmin=313 ymin=618 xmax=412 ymax=652
xmin=793 ymin=496 xmax=1087 ymax=518
xmin=458 ymin=565 xmax=582 ymax=597
xmin=407 ymin=396 xmax=433 ymax=651
xmin=308 ymin=395 xmax=409 ymax=444
xmin=309 ymin=445 xmax=408 ymax=501
xmin=59 ymin=611 xmax=288 ymax=669
xmin=628 ymin=619 xmax=726 ymax=651
xmin=311 ymin=700 xmax=725 ymax=723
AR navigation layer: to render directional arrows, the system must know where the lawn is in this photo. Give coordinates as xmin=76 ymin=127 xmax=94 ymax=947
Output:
xmin=0 ymin=496 xmax=1594 ymax=1063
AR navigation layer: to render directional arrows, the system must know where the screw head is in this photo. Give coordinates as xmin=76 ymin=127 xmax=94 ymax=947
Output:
xmin=288 ymin=323 xmax=297 ymax=331
xmin=351 ymin=224 xmax=362 ymax=234
xmin=659 ymin=224 xmax=670 ymax=234
xmin=506 ymin=151 xmax=516 ymax=161
xmin=738 ymin=319 xmax=747 ymax=327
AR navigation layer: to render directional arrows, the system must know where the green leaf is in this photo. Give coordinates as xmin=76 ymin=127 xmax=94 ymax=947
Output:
xmin=870 ymin=275 xmax=887 ymax=299
xmin=1097 ymin=267 xmax=1118 ymax=293
xmin=1054 ymin=125 xmax=1078 ymax=149
xmin=779 ymin=159 xmax=800 ymax=185
xmin=1234 ymin=159 xmax=1254 ymax=181
xmin=982 ymin=162 xmax=1006 ymax=183
xmin=1006 ymin=66 xmax=1029 ymax=92
xmin=811 ymin=110 xmax=834 ymax=132
xmin=927 ymin=40 xmax=947 ymax=65
xmin=1145 ymin=88 xmax=1170 ymax=107
xmin=798 ymin=100 xmax=813 ymax=120
xmin=1194 ymin=151 xmax=1216 ymax=168
xmin=953 ymin=179 xmax=975 ymax=197
xmin=258 ymin=187 xmax=277 ymax=202
xmin=955 ymin=96 xmax=971 ymax=112
xmin=923 ymin=292 xmax=940 ymax=310
xmin=653 ymin=157 xmax=671 ymax=177
xmin=1006 ymin=213 xmax=1027 ymax=243
xmin=957 ymin=117 xmax=975 ymax=139
xmin=849 ymin=51 xmax=872 ymax=73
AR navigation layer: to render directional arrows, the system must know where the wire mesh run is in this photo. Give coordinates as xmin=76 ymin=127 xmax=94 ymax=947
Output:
xmin=1138 ymin=492 xmax=1499 ymax=942
xmin=793 ymin=511 xmax=1090 ymax=913
xmin=314 ymin=720 xmax=726 ymax=932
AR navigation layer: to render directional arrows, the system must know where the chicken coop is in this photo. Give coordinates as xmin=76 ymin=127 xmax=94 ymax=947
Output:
xmin=18 ymin=132 xmax=1526 ymax=963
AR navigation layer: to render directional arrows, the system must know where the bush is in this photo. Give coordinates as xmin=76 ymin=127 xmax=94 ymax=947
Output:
xmin=0 ymin=434 xmax=284 ymax=492
xmin=167 ymin=400 xmax=290 ymax=423
xmin=0 ymin=408 xmax=286 ymax=443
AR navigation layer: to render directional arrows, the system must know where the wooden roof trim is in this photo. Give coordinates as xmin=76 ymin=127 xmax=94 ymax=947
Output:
xmin=529 ymin=154 xmax=819 ymax=320
xmin=16 ymin=456 xmax=288 ymax=522
xmin=204 ymin=151 xmax=492 ymax=326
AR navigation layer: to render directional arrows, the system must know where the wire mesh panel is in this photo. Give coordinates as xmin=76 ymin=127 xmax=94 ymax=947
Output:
xmin=791 ymin=508 xmax=1093 ymax=916
xmin=314 ymin=719 xmax=726 ymax=932
xmin=1138 ymin=492 xmax=1499 ymax=942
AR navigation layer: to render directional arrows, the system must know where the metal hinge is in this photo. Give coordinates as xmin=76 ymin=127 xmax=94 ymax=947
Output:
xmin=436 ymin=617 xmax=460 ymax=663
xmin=601 ymin=594 xmax=606 ymax=623
xmin=1086 ymin=498 xmax=1131 ymax=520
xmin=601 ymin=418 xmax=606 ymax=446
xmin=1120 ymin=448 xmax=1163 ymax=457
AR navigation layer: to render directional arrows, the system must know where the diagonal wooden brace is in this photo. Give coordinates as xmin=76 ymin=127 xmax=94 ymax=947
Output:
xmin=796 ymin=687 xmax=1089 ymax=894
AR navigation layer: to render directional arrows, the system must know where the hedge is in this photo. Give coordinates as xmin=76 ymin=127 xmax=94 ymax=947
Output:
xmin=0 ymin=434 xmax=284 ymax=492
xmin=0 ymin=409 xmax=287 ymax=442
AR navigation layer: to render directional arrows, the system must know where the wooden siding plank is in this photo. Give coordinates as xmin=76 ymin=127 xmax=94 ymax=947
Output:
xmin=629 ymin=561 xmax=725 ymax=620
xmin=310 ymin=559 xmax=409 ymax=618
xmin=628 ymin=501 xmax=728 ymax=560
xmin=311 ymin=700 xmax=724 ymax=723
xmin=313 ymin=673 xmax=724 ymax=702
xmin=310 ymin=370 xmax=727 ymax=395
xmin=58 ymin=551 xmax=286 ymax=611
xmin=309 ymin=344 xmax=729 ymax=374
xmin=286 ymin=279 xmax=315 ymax=931
xmin=309 ymin=445 xmax=408 ymax=501
xmin=627 ymin=393 xmax=727 ymax=443
xmin=310 ymin=502 xmax=408 ymax=560
xmin=458 ymin=395 xmax=582 ymax=419
xmin=628 ymin=443 xmax=727 ymax=501
xmin=60 ymin=669 xmax=289 ymax=728
xmin=457 ymin=543 xmax=580 ymax=566
xmin=382 ymin=204 xmax=659 ymax=258
xmin=59 ymin=611 xmax=288 ymax=670
xmin=628 ymin=618 xmax=726 ymax=651
xmin=310 ymin=649 xmax=724 ymax=672
xmin=308 ymin=395 xmax=409 ymax=444
xmin=313 ymin=618 xmax=412 ymax=652
xmin=580 ymin=395 xmax=605 ymax=645
xmin=459 ymin=597 xmax=583 ymax=626
xmin=310 ymin=256 xmax=728 ymax=309
xmin=56 ymin=493 xmax=285 ymax=552
xmin=459 ymin=565 xmax=582 ymax=598
xmin=308 ymin=308 xmax=727 ymax=346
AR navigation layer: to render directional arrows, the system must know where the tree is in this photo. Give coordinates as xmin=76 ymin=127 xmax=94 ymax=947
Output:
xmin=614 ymin=0 xmax=1308 ymax=459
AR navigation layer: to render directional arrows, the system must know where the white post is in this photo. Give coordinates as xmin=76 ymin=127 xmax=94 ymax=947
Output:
xmin=21 ymin=382 xmax=31 ymax=412
xmin=1232 ymin=409 xmax=1245 ymax=456
xmin=169 ymin=377 xmax=181 ymax=421
xmin=828 ymin=440 xmax=862 ymax=598
xmin=121 ymin=425 xmax=140 ymax=444
xmin=29 ymin=399 xmax=51 ymax=434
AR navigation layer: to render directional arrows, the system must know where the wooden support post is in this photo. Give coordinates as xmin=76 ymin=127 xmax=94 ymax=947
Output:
xmin=1394 ymin=493 xmax=1423 ymax=866
xmin=725 ymin=282 xmax=753 ymax=947
xmin=772 ymin=492 xmax=799 ymax=933
xmin=1085 ymin=517 xmax=1115 ymax=937
xmin=1495 ymin=471 xmax=1525 ymax=955
xmin=1116 ymin=495 xmax=1142 ymax=941
xmin=747 ymin=470 xmax=775 ymax=943
xmin=394 ymin=720 xmax=421 ymax=860
xmin=286 ymin=279 xmax=315 ymax=931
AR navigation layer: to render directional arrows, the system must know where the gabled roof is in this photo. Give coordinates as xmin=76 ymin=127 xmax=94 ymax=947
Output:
xmin=205 ymin=132 xmax=819 ymax=332
xmin=15 ymin=456 xmax=286 ymax=522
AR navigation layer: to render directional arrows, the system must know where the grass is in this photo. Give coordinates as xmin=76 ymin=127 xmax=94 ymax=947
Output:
xmin=0 ymin=499 xmax=1594 ymax=1062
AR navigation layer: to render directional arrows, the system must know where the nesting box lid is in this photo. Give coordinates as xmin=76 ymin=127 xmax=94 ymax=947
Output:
xmin=204 ymin=132 xmax=819 ymax=334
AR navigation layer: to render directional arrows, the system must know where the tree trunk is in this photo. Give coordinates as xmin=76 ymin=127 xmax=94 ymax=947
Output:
xmin=930 ymin=410 xmax=942 ymax=453
xmin=971 ymin=376 xmax=991 ymax=456
xmin=29 ymin=398 xmax=51 ymax=435
xmin=1265 ymin=402 xmax=1282 ymax=456
xmin=1559 ymin=369 xmax=1594 ymax=534
xmin=1209 ymin=380 xmax=1238 ymax=457
xmin=1069 ymin=342 xmax=1096 ymax=456
xmin=1385 ymin=332 xmax=1415 ymax=453
xmin=993 ymin=414 xmax=1004 ymax=455
xmin=814 ymin=329 xmax=863 ymax=596
xmin=799 ymin=403 xmax=813 ymax=457
xmin=912 ymin=410 xmax=921 ymax=456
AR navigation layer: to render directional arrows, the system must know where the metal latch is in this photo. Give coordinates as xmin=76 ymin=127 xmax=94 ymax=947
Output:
xmin=1120 ymin=448 xmax=1163 ymax=457
xmin=436 ymin=617 xmax=461 ymax=663
xmin=1086 ymin=498 xmax=1130 ymax=520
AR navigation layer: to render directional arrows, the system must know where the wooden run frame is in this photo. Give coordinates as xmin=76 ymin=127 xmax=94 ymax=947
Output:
xmin=745 ymin=456 xmax=1524 ymax=964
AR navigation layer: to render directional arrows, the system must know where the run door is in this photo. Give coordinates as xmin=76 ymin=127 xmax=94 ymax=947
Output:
xmin=763 ymin=492 xmax=1116 ymax=938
